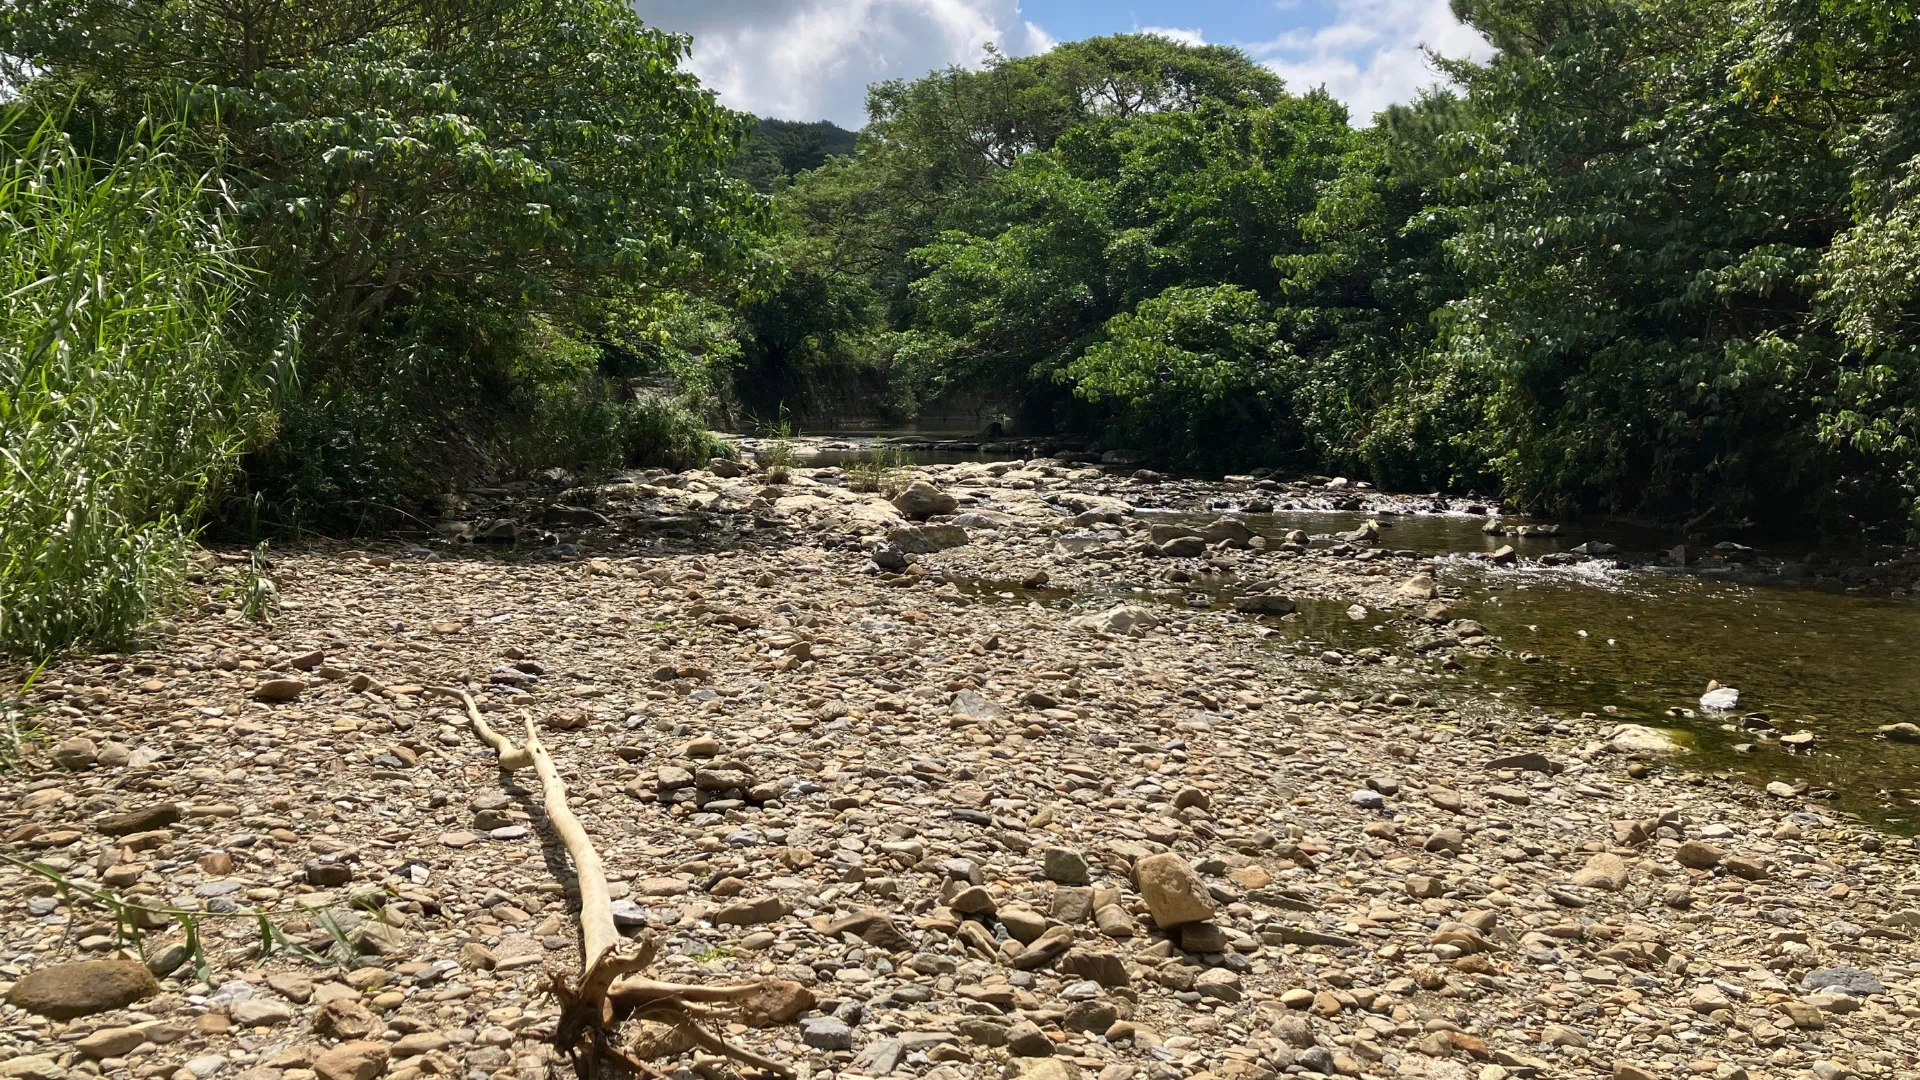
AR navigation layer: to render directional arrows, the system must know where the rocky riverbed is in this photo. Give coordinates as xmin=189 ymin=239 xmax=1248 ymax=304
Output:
xmin=4 ymin=454 xmax=1920 ymax=1080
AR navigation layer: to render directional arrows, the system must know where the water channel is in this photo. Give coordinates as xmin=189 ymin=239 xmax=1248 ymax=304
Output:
xmin=796 ymin=435 xmax=1920 ymax=827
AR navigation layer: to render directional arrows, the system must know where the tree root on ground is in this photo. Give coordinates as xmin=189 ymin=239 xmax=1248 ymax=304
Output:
xmin=427 ymin=686 xmax=810 ymax=1079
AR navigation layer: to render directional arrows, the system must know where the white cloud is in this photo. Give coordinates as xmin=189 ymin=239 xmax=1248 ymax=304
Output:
xmin=1013 ymin=19 xmax=1058 ymax=54
xmin=1249 ymin=0 xmax=1494 ymax=124
xmin=632 ymin=1 xmax=1050 ymax=126
xmin=632 ymin=0 xmax=1490 ymax=129
xmin=1139 ymin=27 xmax=1207 ymax=48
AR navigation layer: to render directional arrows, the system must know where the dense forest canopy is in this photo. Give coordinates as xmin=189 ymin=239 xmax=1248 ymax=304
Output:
xmin=731 ymin=118 xmax=859 ymax=192
xmin=2 ymin=0 xmax=1920 ymax=655
xmin=736 ymin=5 xmax=1920 ymax=540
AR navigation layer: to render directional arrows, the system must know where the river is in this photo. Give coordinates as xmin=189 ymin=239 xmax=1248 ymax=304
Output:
xmin=786 ymin=434 xmax=1920 ymax=828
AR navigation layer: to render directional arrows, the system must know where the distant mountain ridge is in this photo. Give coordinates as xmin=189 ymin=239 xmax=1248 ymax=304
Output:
xmin=730 ymin=117 xmax=858 ymax=191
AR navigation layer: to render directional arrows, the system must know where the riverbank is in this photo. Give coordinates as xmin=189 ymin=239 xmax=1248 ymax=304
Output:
xmin=3 ymin=455 xmax=1919 ymax=1080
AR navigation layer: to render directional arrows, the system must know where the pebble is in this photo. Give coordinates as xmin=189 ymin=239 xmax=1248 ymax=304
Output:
xmin=0 ymin=458 xmax=1915 ymax=1080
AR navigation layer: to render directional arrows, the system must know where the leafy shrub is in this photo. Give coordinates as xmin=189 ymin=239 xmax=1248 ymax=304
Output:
xmin=620 ymin=395 xmax=737 ymax=471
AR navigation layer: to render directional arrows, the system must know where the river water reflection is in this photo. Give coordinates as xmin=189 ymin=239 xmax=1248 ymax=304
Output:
xmin=778 ymin=447 xmax=1920 ymax=824
xmin=1139 ymin=508 xmax=1920 ymax=827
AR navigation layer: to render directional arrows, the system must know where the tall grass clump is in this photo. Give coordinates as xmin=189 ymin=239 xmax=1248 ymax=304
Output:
xmin=0 ymin=110 xmax=286 ymax=656
xmin=847 ymin=445 xmax=909 ymax=494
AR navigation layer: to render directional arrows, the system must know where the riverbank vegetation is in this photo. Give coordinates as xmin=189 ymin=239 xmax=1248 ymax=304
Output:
xmin=0 ymin=0 xmax=758 ymax=651
xmin=744 ymin=2 xmax=1920 ymax=542
xmin=2 ymin=0 xmax=1919 ymax=655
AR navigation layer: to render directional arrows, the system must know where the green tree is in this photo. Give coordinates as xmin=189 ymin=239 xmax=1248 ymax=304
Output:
xmin=1272 ymin=91 xmax=1479 ymax=488
xmin=3 ymin=0 xmax=766 ymax=526
xmin=1436 ymin=0 xmax=1858 ymax=528
xmin=905 ymin=90 xmax=1355 ymax=457
xmin=730 ymin=117 xmax=858 ymax=192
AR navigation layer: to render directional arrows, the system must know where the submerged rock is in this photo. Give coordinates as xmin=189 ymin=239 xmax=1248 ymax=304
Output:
xmin=1072 ymin=604 xmax=1158 ymax=634
xmin=1606 ymin=724 xmax=1693 ymax=755
xmin=1233 ymin=592 xmax=1297 ymax=616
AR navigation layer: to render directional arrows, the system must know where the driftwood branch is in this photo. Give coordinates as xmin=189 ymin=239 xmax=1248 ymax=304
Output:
xmin=426 ymin=685 xmax=533 ymax=770
xmin=435 ymin=682 xmax=806 ymax=1078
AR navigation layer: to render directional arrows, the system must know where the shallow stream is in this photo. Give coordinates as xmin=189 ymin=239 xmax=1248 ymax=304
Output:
xmin=1138 ymin=509 xmax=1920 ymax=828
xmin=779 ymin=439 xmax=1920 ymax=824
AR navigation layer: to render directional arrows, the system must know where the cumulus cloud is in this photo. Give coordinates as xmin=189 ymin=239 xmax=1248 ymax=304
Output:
xmin=632 ymin=0 xmax=1051 ymax=126
xmin=1249 ymin=0 xmax=1493 ymax=123
xmin=632 ymin=0 xmax=1491 ymax=129
xmin=1138 ymin=27 xmax=1207 ymax=48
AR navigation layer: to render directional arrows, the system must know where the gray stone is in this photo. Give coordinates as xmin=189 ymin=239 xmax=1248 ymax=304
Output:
xmin=1052 ymin=887 xmax=1094 ymax=923
xmin=951 ymin=690 xmax=1001 ymax=720
xmin=801 ymin=1017 xmax=853 ymax=1051
xmin=891 ymin=481 xmax=957 ymax=520
xmin=52 ymin=737 xmax=98 ymax=771
xmin=1155 ymin=536 xmax=1207 ymax=558
xmin=1043 ymin=846 xmax=1090 ymax=885
xmin=1802 ymin=968 xmax=1886 ymax=997
xmin=1007 ymin=1020 xmax=1053 ymax=1057
xmin=888 ymin=524 xmax=968 ymax=553
xmin=856 ymin=1039 xmax=904 ymax=1075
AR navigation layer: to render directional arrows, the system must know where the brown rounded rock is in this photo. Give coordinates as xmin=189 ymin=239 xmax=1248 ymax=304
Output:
xmin=314 ymin=1040 xmax=389 ymax=1080
xmin=1674 ymin=840 xmax=1724 ymax=869
xmin=1133 ymin=852 xmax=1217 ymax=928
xmin=4 ymin=959 xmax=157 ymax=1019
xmin=252 ymin=677 xmax=307 ymax=702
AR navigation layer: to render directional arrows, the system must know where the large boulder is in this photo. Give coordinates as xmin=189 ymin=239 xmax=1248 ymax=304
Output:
xmin=891 ymin=481 xmax=957 ymax=520
xmin=1198 ymin=517 xmax=1254 ymax=546
xmin=1072 ymin=605 xmax=1159 ymax=635
xmin=887 ymin=523 xmax=969 ymax=554
xmin=1154 ymin=536 xmax=1208 ymax=558
xmin=4 ymin=959 xmax=157 ymax=1019
xmin=1133 ymin=852 xmax=1217 ymax=928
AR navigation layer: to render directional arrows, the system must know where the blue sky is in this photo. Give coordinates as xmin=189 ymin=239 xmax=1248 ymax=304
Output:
xmin=1022 ymin=1 xmax=1306 ymax=44
xmin=630 ymin=1 xmax=1492 ymax=129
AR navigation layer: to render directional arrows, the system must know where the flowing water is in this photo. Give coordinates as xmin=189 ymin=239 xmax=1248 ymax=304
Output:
xmin=775 ymin=440 xmax=1920 ymax=823
xmin=1134 ymin=509 xmax=1920 ymax=828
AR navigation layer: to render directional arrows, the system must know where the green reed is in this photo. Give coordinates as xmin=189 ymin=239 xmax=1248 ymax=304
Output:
xmin=0 ymin=108 xmax=284 ymax=656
